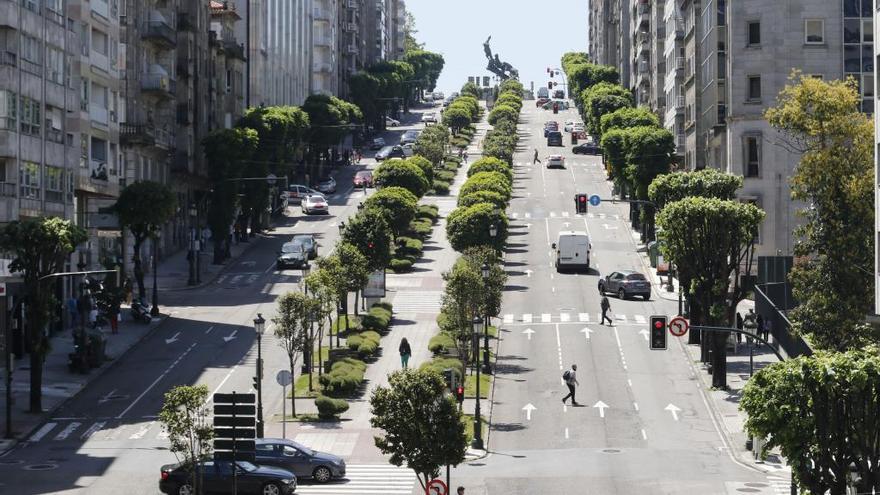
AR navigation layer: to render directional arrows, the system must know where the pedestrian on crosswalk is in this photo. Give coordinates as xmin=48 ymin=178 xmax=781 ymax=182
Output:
xmin=600 ymin=294 xmax=613 ymax=325
xmin=562 ymin=364 xmax=579 ymax=405
xmin=457 ymin=487 xmax=466 ymax=495
xmin=533 ymin=149 xmax=541 ymax=164
xmin=399 ymin=338 xmax=412 ymax=369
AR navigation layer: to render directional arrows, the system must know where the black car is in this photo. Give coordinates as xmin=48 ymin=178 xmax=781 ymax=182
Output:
xmin=159 ymin=460 xmax=297 ymax=495
xmin=547 ymin=130 xmax=563 ymax=146
xmin=255 ymin=438 xmax=346 ymax=483
xmin=277 ymin=241 xmax=309 ymax=269
xmin=598 ymin=270 xmax=651 ymax=300
xmin=291 ymin=234 xmax=317 ymax=259
xmin=573 ymin=142 xmax=602 ymax=155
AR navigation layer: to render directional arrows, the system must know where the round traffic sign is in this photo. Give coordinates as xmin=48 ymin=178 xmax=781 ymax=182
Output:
xmin=589 ymin=195 xmax=601 ymax=207
xmin=426 ymin=478 xmax=448 ymax=495
xmin=669 ymin=316 xmax=689 ymax=337
xmin=276 ymin=370 xmax=292 ymax=386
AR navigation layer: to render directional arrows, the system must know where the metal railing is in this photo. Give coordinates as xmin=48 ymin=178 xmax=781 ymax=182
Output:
xmin=0 ymin=51 xmax=16 ymax=67
xmin=143 ymin=19 xmax=176 ymax=47
xmin=141 ymin=73 xmax=176 ymax=95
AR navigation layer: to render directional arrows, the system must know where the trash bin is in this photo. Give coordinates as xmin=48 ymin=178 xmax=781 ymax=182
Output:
xmin=86 ymin=328 xmax=106 ymax=368
xmin=647 ymin=241 xmax=659 ymax=267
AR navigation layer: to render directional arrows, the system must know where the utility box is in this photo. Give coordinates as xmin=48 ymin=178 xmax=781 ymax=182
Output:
xmin=647 ymin=241 xmax=659 ymax=267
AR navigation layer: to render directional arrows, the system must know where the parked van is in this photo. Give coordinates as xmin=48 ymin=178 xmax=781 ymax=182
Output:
xmin=547 ymin=130 xmax=563 ymax=146
xmin=537 ymin=86 xmax=550 ymax=99
xmin=553 ymin=231 xmax=591 ymax=271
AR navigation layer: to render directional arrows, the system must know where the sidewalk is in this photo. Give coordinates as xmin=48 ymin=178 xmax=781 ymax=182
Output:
xmin=0 ymin=238 xmax=258 ymax=453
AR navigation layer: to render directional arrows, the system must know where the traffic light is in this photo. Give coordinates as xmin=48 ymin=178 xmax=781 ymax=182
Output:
xmin=575 ymin=194 xmax=588 ymax=214
xmin=253 ymin=375 xmax=261 ymax=391
xmin=650 ymin=315 xmax=668 ymax=350
xmin=442 ymin=368 xmax=454 ymax=390
xmin=367 ymin=241 xmax=374 ymax=250
xmin=455 ymin=385 xmax=465 ymax=403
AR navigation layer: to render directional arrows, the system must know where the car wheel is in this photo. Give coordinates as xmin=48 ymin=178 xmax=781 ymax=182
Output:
xmin=313 ymin=466 xmax=333 ymax=483
xmin=261 ymin=482 xmax=282 ymax=495
xmin=618 ymin=288 xmax=626 ymax=300
xmin=177 ymin=484 xmax=194 ymax=495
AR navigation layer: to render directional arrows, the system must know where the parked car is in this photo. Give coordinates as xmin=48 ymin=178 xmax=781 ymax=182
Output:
xmin=301 ymin=195 xmax=329 ymax=215
xmin=315 ymin=177 xmax=337 ymax=194
xmin=159 ymin=460 xmax=297 ymax=495
xmin=255 ymin=438 xmax=346 ymax=484
xmin=563 ymin=121 xmax=575 ymax=132
xmin=421 ymin=112 xmax=437 ymax=123
xmin=572 ymin=122 xmax=585 ymax=133
xmin=369 ymin=137 xmax=386 ymax=150
xmin=401 ymin=130 xmax=420 ymax=145
xmin=573 ymin=141 xmax=602 ymax=155
xmin=353 ymin=170 xmax=374 ymax=188
xmin=385 ymin=116 xmax=400 ymax=127
xmin=546 ymin=154 xmax=565 ymax=168
xmin=598 ymin=270 xmax=651 ymax=300
xmin=277 ymin=242 xmax=308 ymax=269
xmin=401 ymin=143 xmax=415 ymax=156
xmin=375 ymin=145 xmax=406 ymax=161
xmin=285 ymin=185 xmax=324 ymax=205
xmin=290 ymin=234 xmax=317 ymax=259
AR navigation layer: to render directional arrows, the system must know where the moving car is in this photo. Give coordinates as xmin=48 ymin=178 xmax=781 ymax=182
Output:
xmin=421 ymin=112 xmax=437 ymax=123
xmin=301 ymin=195 xmax=329 ymax=215
xmin=543 ymin=121 xmax=559 ymax=137
xmin=159 ymin=460 xmax=297 ymax=495
xmin=401 ymin=130 xmax=420 ymax=144
xmin=541 ymin=99 xmax=570 ymax=110
xmin=537 ymin=86 xmax=550 ymax=99
xmin=598 ymin=270 xmax=651 ymax=300
xmin=433 ymin=91 xmax=445 ymax=100
xmin=285 ymin=185 xmax=324 ymax=205
xmin=375 ymin=145 xmax=406 ymax=161
xmin=547 ymin=130 xmax=563 ymax=146
xmin=315 ymin=177 xmax=337 ymax=194
xmin=563 ymin=121 xmax=575 ymax=132
xmin=353 ymin=170 xmax=374 ymax=188
xmin=535 ymin=97 xmax=551 ymax=107
xmin=369 ymin=137 xmax=386 ymax=150
xmin=553 ymin=89 xmax=565 ymax=99
xmin=277 ymin=242 xmax=308 ymax=269
xmin=290 ymin=234 xmax=317 ymax=259
xmin=553 ymin=231 xmax=591 ymax=271
xmin=546 ymin=155 xmax=565 ymax=168
xmin=572 ymin=122 xmax=585 ymax=133
xmin=385 ymin=116 xmax=400 ymax=127
xmin=573 ymin=141 xmax=602 ymax=155
xmin=255 ymin=438 xmax=346 ymax=484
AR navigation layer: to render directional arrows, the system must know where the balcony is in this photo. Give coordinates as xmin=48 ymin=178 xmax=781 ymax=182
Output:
xmin=638 ymin=3 xmax=650 ymax=26
xmin=676 ymin=133 xmax=686 ymax=148
xmin=141 ymin=73 xmax=176 ymax=99
xmin=345 ymin=0 xmax=359 ymax=9
xmin=314 ymin=33 xmax=332 ymax=47
xmin=345 ymin=22 xmax=358 ymax=32
xmin=638 ymin=60 xmax=649 ymax=73
xmin=313 ymin=7 xmax=331 ymax=22
xmin=313 ymin=62 xmax=333 ymax=73
xmin=89 ymin=104 xmax=109 ymax=125
xmin=223 ymin=40 xmax=246 ymax=60
xmin=346 ymin=45 xmax=358 ymax=54
xmin=675 ymin=57 xmax=685 ymax=71
xmin=142 ymin=17 xmax=177 ymax=49
xmin=0 ymin=51 xmax=16 ymax=67
xmin=0 ymin=182 xmax=15 ymax=198
xmin=675 ymin=95 xmax=685 ymax=109
xmin=120 ymin=123 xmax=173 ymax=150
xmin=91 ymin=0 xmax=109 ymax=19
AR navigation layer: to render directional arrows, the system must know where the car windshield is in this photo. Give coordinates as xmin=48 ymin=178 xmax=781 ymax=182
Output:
xmin=236 ymin=461 xmax=257 ymax=473
xmin=291 ymin=236 xmax=311 ymax=245
xmin=281 ymin=243 xmax=304 ymax=254
xmin=291 ymin=441 xmax=314 ymax=456
xmin=625 ymin=274 xmax=647 ymax=280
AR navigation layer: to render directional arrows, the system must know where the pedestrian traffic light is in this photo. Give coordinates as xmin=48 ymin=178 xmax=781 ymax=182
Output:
xmin=575 ymin=194 xmax=588 ymax=214
xmin=455 ymin=385 xmax=464 ymax=403
xmin=367 ymin=241 xmax=374 ymax=250
xmin=650 ymin=315 xmax=668 ymax=350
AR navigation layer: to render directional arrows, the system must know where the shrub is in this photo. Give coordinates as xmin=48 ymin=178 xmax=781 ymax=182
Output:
xmin=373 ymin=301 xmax=393 ymax=312
xmin=315 ymin=395 xmax=349 ymax=419
xmin=428 ymin=331 xmax=456 ymax=354
xmin=390 ymin=258 xmax=413 ymax=273
xmin=362 ymin=306 xmax=392 ymax=332
xmin=459 ymin=171 xmax=512 ymax=201
xmin=346 ymin=333 xmax=364 ymax=351
xmin=357 ymin=339 xmax=379 ymax=358
xmin=436 ymin=170 xmax=456 ymax=182
xmin=444 ymin=155 xmax=462 ymax=165
xmin=395 ymin=236 xmax=423 ymax=257
xmin=408 ymin=218 xmax=434 ymax=237
xmin=420 ymin=356 xmax=464 ymax=383
xmin=467 ymin=157 xmax=513 ymax=181
xmin=458 ymin=190 xmax=507 ymax=211
xmin=443 ymin=162 xmax=460 ymax=172
xmin=374 ymin=160 xmax=429 ymax=197
xmin=364 ymin=187 xmax=419 ymax=238
xmin=407 ymin=155 xmax=434 ymax=185
xmin=319 ymin=358 xmax=367 ymax=397
xmin=417 ymin=204 xmax=439 ymax=222
xmin=446 ymin=202 xmax=509 ymax=252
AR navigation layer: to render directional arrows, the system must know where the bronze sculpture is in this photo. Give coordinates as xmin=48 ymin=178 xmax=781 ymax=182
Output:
xmin=483 ymin=36 xmax=519 ymax=81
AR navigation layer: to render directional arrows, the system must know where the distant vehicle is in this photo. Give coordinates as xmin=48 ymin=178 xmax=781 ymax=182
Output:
xmin=535 ymin=97 xmax=551 ymax=107
xmin=315 ymin=176 xmax=337 ymax=194
xmin=285 ymin=185 xmax=323 ymax=205
xmin=553 ymin=231 xmax=591 ymax=271
xmin=255 ymin=438 xmax=346 ymax=484
xmin=572 ymin=122 xmax=585 ymax=133
xmin=542 ymin=99 xmax=570 ymax=110
xmin=401 ymin=130 xmax=420 ymax=144
xmin=290 ymin=234 xmax=318 ymax=259
xmin=159 ymin=460 xmax=297 ymax=495
xmin=563 ymin=121 xmax=575 ymax=132
xmin=537 ymin=86 xmax=550 ymax=99
xmin=573 ymin=141 xmax=602 ymax=155
xmin=370 ymin=137 xmax=386 ymax=150
xmin=433 ymin=91 xmax=445 ymax=100
xmin=301 ymin=195 xmax=329 ymax=215
xmin=546 ymin=155 xmax=565 ymax=168
xmin=375 ymin=145 xmax=406 ymax=161
xmin=547 ymin=130 xmax=563 ymax=146
xmin=598 ymin=270 xmax=651 ymax=300
xmin=421 ymin=112 xmax=437 ymax=123
xmin=385 ymin=116 xmax=400 ymax=127
xmin=353 ymin=170 xmax=374 ymax=188
xmin=277 ymin=242 xmax=309 ymax=269
xmin=543 ymin=121 xmax=559 ymax=137
xmin=401 ymin=143 xmax=415 ymax=156
xmin=553 ymin=89 xmax=565 ymax=99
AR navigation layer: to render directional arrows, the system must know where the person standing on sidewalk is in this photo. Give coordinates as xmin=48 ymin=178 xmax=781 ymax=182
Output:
xmin=561 ymin=364 xmax=579 ymax=405
xmin=533 ymin=149 xmax=541 ymax=164
xmin=399 ymin=338 xmax=412 ymax=369
xmin=600 ymin=294 xmax=613 ymax=325
xmin=462 ymin=150 xmax=469 ymax=164
xmin=67 ymin=295 xmax=79 ymax=332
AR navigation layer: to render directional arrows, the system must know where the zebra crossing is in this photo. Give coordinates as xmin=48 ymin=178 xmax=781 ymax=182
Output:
xmin=28 ymin=419 xmax=169 ymax=444
xmin=296 ymin=464 xmax=415 ymax=495
xmin=501 ymin=312 xmax=648 ymax=325
xmin=767 ymin=475 xmax=793 ymax=495
xmin=215 ymin=272 xmax=262 ymax=287
xmin=391 ymin=290 xmax=443 ymax=314
xmin=508 ymin=211 xmax=621 ymax=221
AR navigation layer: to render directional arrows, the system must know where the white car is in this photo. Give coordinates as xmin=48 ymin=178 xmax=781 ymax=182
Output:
xmin=385 ymin=116 xmax=400 ymax=127
xmin=301 ymin=195 xmax=329 ymax=215
xmin=563 ymin=121 xmax=575 ymax=132
xmin=421 ymin=112 xmax=437 ymax=123
xmin=547 ymin=155 xmax=565 ymax=168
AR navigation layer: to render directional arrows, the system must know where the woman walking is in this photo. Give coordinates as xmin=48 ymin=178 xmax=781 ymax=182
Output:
xmin=399 ymin=338 xmax=412 ymax=369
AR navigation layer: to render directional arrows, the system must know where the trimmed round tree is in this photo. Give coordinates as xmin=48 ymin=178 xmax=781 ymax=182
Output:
xmin=441 ymin=106 xmax=471 ymax=135
xmin=466 ymin=157 xmax=513 ymax=182
xmin=406 ymin=155 xmax=434 ymax=185
xmin=446 ymin=202 xmax=508 ymax=252
xmin=459 ymin=171 xmax=512 ymax=200
xmin=364 ymin=187 xmax=419 ymax=238
xmin=487 ymin=104 xmax=518 ymax=126
xmin=374 ymin=159 xmax=429 ymax=198
xmin=457 ymin=190 xmax=507 ymax=211
xmin=342 ymin=208 xmax=393 ymax=272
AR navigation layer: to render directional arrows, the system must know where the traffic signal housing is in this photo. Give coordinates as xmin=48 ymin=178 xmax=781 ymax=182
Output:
xmin=650 ymin=315 xmax=667 ymax=350
xmin=575 ymin=193 xmax=588 ymax=214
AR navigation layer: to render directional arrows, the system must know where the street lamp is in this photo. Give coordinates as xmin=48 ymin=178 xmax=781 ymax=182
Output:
xmin=471 ymin=316 xmax=484 ymax=450
xmin=481 ymin=263 xmax=492 ymax=375
xmin=253 ymin=313 xmax=265 ymax=438
xmin=151 ymin=232 xmax=160 ymax=316
xmin=489 ymin=223 xmax=499 ymax=259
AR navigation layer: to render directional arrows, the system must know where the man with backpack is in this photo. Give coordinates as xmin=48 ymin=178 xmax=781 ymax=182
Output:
xmin=561 ymin=364 xmax=580 ymax=405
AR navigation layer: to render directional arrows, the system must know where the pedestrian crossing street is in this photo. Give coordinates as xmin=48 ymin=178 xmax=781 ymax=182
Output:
xmin=296 ymin=464 xmax=415 ymax=495
xmin=508 ymin=211 xmax=621 ymax=221
xmin=501 ymin=312 xmax=648 ymax=325
xmin=391 ymin=290 xmax=443 ymax=314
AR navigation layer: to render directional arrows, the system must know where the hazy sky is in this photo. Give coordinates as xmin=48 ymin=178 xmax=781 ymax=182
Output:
xmin=406 ymin=1 xmax=589 ymax=95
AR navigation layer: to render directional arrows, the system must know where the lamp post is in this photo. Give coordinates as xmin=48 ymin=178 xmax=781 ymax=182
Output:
xmin=481 ymin=263 xmax=492 ymax=375
xmin=471 ymin=316 xmax=484 ymax=450
xmin=301 ymin=262 xmax=312 ymax=376
xmin=338 ymin=221 xmax=346 ymax=236
xmin=488 ymin=223 xmax=498 ymax=258
xmin=253 ymin=313 xmax=265 ymax=438
xmin=187 ymin=203 xmax=198 ymax=286
xmin=151 ymin=232 xmax=160 ymax=316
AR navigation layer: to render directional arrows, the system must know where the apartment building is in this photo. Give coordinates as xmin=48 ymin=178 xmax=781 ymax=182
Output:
xmin=874 ymin=0 xmax=880 ymax=315
xmin=385 ymin=0 xmax=405 ymax=61
xmin=662 ymin=0 xmax=685 ymax=157
xmin=312 ymin=0 xmax=338 ymax=95
xmin=679 ymin=0 xmax=703 ymax=170
xmin=337 ymin=0 xmax=363 ymax=99
xmin=361 ymin=0 xmax=386 ymax=66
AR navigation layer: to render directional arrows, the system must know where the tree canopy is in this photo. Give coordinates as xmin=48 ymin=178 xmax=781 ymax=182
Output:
xmin=648 ymin=168 xmax=742 ymax=210
xmin=374 ymin=159 xmax=429 ymax=198
xmin=582 ymin=82 xmax=633 ymax=136
xmin=342 ymin=208 xmax=393 ymax=272
xmin=600 ymin=106 xmax=660 ymax=135
xmin=364 ymin=186 xmax=419 ymax=238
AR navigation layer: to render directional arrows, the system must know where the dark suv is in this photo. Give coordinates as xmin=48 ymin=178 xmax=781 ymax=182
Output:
xmin=598 ymin=270 xmax=651 ymax=300
xmin=255 ymin=438 xmax=346 ymax=483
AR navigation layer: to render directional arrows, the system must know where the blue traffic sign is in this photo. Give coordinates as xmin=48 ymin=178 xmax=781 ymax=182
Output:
xmin=589 ymin=195 xmax=601 ymax=207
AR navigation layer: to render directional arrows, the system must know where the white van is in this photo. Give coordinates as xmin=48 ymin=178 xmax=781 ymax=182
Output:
xmin=553 ymin=231 xmax=591 ymax=271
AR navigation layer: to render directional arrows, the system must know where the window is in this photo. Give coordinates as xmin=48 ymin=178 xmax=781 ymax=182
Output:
xmin=863 ymin=19 xmax=874 ymax=43
xmin=20 ymin=162 xmax=40 ymax=199
xmin=226 ymin=70 xmax=232 ymax=93
xmin=20 ymin=34 xmax=41 ymax=65
xmin=92 ymin=29 xmax=108 ymax=56
xmin=45 ymin=167 xmax=63 ymax=203
xmin=46 ymin=47 xmax=64 ymax=85
xmin=863 ymin=45 xmax=873 ymax=72
xmin=742 ymin=198 xmax=762 ymax=243
xmin=744 ymin=135 xmax=761 ymax=177
xmin=863 ymin=74 xmax=874 ymax=98
xmin=810 ymin=74 xmax=824 ymax=79
xmin=747 ymin=21 xmax=760 ymax=46
xmin=747 ymin=75 xmax=761 ymax=101
xmin=844 ymin=0 xmax=860 ymax=17
xmin=804 ymin=19 xmax=824 ymax=44
xmin=0 ymin=90 xmax=15 ymax=130
xmin=19 ymin=97 xmax=40 ymax=135
xmin=845 ymin=19 xmax=861 ymax=43
xmin=717 ymin=0 xmax=726 ymax=26
xmin=844 ymin=45 xmax=861 ymax=71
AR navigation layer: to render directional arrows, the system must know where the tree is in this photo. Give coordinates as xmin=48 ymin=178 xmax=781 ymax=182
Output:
xmin=498 ymin=79 xmax=523 ymax=96
xmin=600 ymin=128 xmax=628 ymax=192
xmin=765 ymin=72 xmax=876 ymax=350
xmin=303 ymin=94 xmax=362 ymax=177
xmin=600 ymin=106 xmax=660 ymax=136
xmin=458 ymin=171 xmax=512 ymax=201
xmin=364 ymin=187 xmax=419 ymax=239
xmin=238 ymin=105 xmax=309 ymax=178
xmin=446 ymin=202 xmax=508 ymax=253
xmin=407 ymin=155 xmax=434 ymax=185
xmin=442 ymin=106 xmax=471 ymax=135
xmin=316 ymin=243 xmax=369 ymax=334
xmin=466 ymin=157 xmax=512 ymax=182
xmin=741 ymin=349 xmax=880 ymax=494
xmin=451 ymin=95 xmax=480 ymax=120
xmin=460 ymin=81 xmax=480 ymax=100
xmin=657 ymin=198 xmax=764 ymax=388
xmin=302 ymin=272 xmax=334 ymax=388
xmin=623 ymin=126 xmax=675 ymax=238
xmin=0 ymin=217 xmax=86 ymax=412
xmin=402 ymin=12 xmax=423 ymax=52
xmin=413 ymin=125 xmax=448 ymax=166
xmin=582 ymin=83 xmax=633 ymax=136
xmin=460 ymin=245 xmax=507 ymax=319
xmin=342 ymin=208 xmax=393 ymax=272
xmin=374 ymin=159 xmax=429 ymax=197
xmin=159 ymin=385 xmax=213 ymax=495
xmin=403 ymin=49 xmax=444 ymax=97
xmin=440 ymin=261 xmax=485 ymax=364
xmin=273 ymin=291 xmax=319 ymax=417
xmin=370 ymin=370 xmax=467 ymax=492
xmin=348 ymin=72 xmax=382 ymax=129
xmin=457 ymin=190 xmax=507 ymax=211
xmin=487 ymin=104 xmax=518 ymax=126
xmin=648 ymin=168 xmax=742 ymax=210
xmin=113 ymin=181 xmax=177 ymax=299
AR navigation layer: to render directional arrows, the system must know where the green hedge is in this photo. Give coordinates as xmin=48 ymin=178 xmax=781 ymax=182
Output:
xmin=395 ymin=237 xmax=424 ymax=257
xmin=417 ymin=204 xmax=439 ymax=222
xmin=362 ymin=305 xmax=392 ymax=333
xmin=428 ymin=331 xmax=456 ymax=355
xmin=457 ymin=190 xmax=507 ymax=211
xmin=408 ymin=218 xmax=434 ymax=238
xmin=420 ymin=356 xmax=464 ymax=383
xmin=346 ymin=330 xmax=381 ymax=358
xmin=444 ymin=155 xmax=462 ymax=165
xmin=436 ymin=170 xmax=456 ymax=183
xmin=315 ymin=394 xmax=350 ymax=419
xmin=431 ymin=180 xmax=451 ymax=195
xmin=390 ymin=258 xmax=413 ymax=273
xmin=318 ymin=358 xmax=367 ymax=397
xmin=443 ymin=162 xmax=461 ymax=172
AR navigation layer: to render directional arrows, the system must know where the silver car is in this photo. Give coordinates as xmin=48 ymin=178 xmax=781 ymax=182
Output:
xmin=598 ymin=270 xmax=651 ymax=300
xmin=301 ymin=195 xmax=329 ymax=215
xmin=255 ymin=438 xmax=346 ymax=484
xmin=315 ymin=177 xmax=336 ymax=194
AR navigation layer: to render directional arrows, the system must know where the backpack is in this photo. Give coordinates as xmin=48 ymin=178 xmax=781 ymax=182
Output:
xmin=562 ymin=370 xmax=572 ymax=381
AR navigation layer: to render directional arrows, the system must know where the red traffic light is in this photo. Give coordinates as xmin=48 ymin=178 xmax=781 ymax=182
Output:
xmin=367 ymin=242 xmax=374 ymax=249
xmin=654 ymin=321 xmax=664 ymax=329
xmin=579 ymin=196 xmax=586 ymax=202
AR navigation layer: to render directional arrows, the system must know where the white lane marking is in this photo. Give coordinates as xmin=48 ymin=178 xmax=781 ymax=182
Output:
xmin=525 ymin=212 xmax=531 ymax=219
xmin=565 ymin=428 xmax=570 ymax=439
xmin=560 ymin=313 xmax=570 ymax=322
xmin=98 ymin=389 xmax=117 ymax=403
xmin=545 ymin=218 xmax=551 ymax=244
xmin=580 ymin=327 xmax=593 ymax=340
xmin=29 ymin=423 xmax=57 ymax=442
xmin=665 ymin=403 xmax=682 ymax=421
xmin=522 ymin=403 xmax=536 ymax=421
xmin=578 ymin=313 xmax=589 ymax=322
xmin=634 ymin=314 xmax=647 ymax=324
xmin=522 ymin=313 xmax=533 ymax=323
xmin=222 ymin=330 xmax=238 ymax=343
xmin=165 ymin=332 xmax=180 ymax=345
xmin=639 ymin=329 xmax=649 ymax=341
xmin=550 ymin=211 xmax=557 ymax=218
xmin=511 ymin=212 xmax=519 ymax=219
xmin=205 ymin=326 xmax=214 ymax=334
xmin=503 ymin=314 xmax=514 ymax=324
xmin=80 ymin=421 xmax=106 ymax=440
xmin=208 ymin=367 xmax=238 ymax=404
xmin=523 ymin=328 xmax=535 ymax=340
xmin=562 ymin=211 xmax=569 ymax=218
xmin=53 ymin=422 xmax=81 ymax=441
xmin=593 ymin=401 xmax=609 ymax=418
xmin=117 ymin=343 xmax=197 ymax=419
xmin=633 ymin=402 xmax=639 ymax=411
xmin=627 ymin=379 xmax=633 ymax=387
xmin=541 ymin=313 xmax=551 ymax=323
xmin=129 ymin=421 xmax=154 ymax=440
xmin=615 ymin=314 xmax=627 ymax=322
xmin=641 ymin=429 xmax=648 ymax=440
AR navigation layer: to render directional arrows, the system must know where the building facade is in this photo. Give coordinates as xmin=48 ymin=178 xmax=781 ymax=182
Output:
xmin=360 ymin=0 xmax=385 ymax=66
xmin=385 ymin=0 xmax=405 ymax=61
xmin=311 ymin=0 xmax=338 ymax=95
xmin=337 ymin=0 xmax=363 ymax=99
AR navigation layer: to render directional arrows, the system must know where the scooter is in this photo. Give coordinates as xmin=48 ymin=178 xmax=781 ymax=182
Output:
xmin=130 ymin=299 xmax=153 ymax=324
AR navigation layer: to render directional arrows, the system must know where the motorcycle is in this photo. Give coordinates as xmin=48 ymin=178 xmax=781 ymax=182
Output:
xmin=130 ymin=299 xmax=153 ymax=324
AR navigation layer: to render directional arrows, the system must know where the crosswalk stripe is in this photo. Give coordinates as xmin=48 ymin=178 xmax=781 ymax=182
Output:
xmin=80 ymin=421 xmax=105 ymax=440
xmin=53 ymin=422 xmax=81 ymax=441
xmin=634 ymin=315 xmax=646 ymax=324
xmin=503 ymin=314 xmax=513 ymax=323
xmin=550 ymin=212 xmax=557 ymax=218
xmin=616 ymin=314 xmax=627 ymax=322
xmin=560 ymin=313 xmax=570 ymax=322
xmin=392 ymin=290 xmax=443 ymax=314
xmin=29 ymin=422 xmax=56 ymax=442
xmin=129 ymin=421 xmax=154 ymax=440
xmin=579 ymin=313 xmax=589 ymax=322
xmin=295 ymin=464 xmax=416 ymax=495
xmin=541 ymin=313 xmax=551 ymax=323
xmin=524 ymin=212 xmax=531 ymax=219
xmin=511 ymin=212 xmax=518 ymax=219
xmin=562 ymin=211 xmax=570 ymax=218
xmin=522 ymin=314 xmax=532 ymax=323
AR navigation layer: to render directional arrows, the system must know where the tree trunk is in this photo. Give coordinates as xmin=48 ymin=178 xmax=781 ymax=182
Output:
xmin=29 ymin=349 xmax=44 ymax=413
xmin=343 ymin=297 xmax=350 ymax=334
xmin=710 ymin=332 xmax=728 ymax=389
xmin=327 ymin=314 xmax=334 ymax=350
xmin=132 ymin=237 xmax=146 ymax=299
xmin=289 ymin=358 xmax=296 ymax=418
xmin=353 ymin=288 xmax=360 ymax=317
xmin=213 ymin=238 xmax=225 ymax=265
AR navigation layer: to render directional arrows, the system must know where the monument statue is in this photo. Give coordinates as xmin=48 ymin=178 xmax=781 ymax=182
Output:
xmin=482 ymin=36 xmax=519 ymax=81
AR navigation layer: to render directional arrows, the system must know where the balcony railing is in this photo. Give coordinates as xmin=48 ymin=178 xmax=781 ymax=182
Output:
xmin=675 ymin=57 xmax=685 ymax=71
xmin=313 ymin=7 xmax=331 ymax=22
xmin=0 ymin=51 xmax=16 ymax=67
xmin=142 ymin=18 xmax=177 ymax=48
xmin=345 ymin=22 xmax=358 ymax=32
xmin=638 ymin=60 xmax=649 ymax=73
xmin=345 ymin=0 xmax=358 ymax=9
xmin=676 ymin=133 xmax=686 ymax=147
xmin=0 ymin=182 xmax=16 ymax=198
xmin=346 ymin=45 xmax=358 ymax=54
xmin=314 ymin=33 xmax=332 ymax=47
xmin=120 ymin=122 xmax=172 ymax=149
xmin=223 ymin=40 xmax=246 ymax=60
xmin=141 ymin=73 xmax=176 ymax=98
xmin=675 ymin=96 xmax=685 ymax=109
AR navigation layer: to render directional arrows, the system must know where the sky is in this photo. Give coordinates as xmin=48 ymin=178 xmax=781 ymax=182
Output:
xmin=406 ymin=1 xmax=589 ymax=95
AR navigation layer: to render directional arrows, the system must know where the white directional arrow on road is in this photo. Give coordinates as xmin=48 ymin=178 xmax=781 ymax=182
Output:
xmin=563 ymin=222 xmax=571 ymax=228
xmin=665 ymin=403 xmax=681 ymax=421
xmin=602 ymin=224 xmax=619 ymax=230
xmin=524 ymin=269 xmax=533 ymax=278
xmin=593 ymin=401 xmax=609 ymax=418
xmin=580 ymin=327 xmax=593 ymax=340
xmin=638 ymin=329 xmax=649 ymax=341
xmin=522 ymin=403 xmax=537 ymax=421
xmin=165 ymin=332 xmax=180 ymax=345
xmin=222 ymin=330 xmax=238 ymax=343
xmin=522 ymin=328 xmax=535 ymax=340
